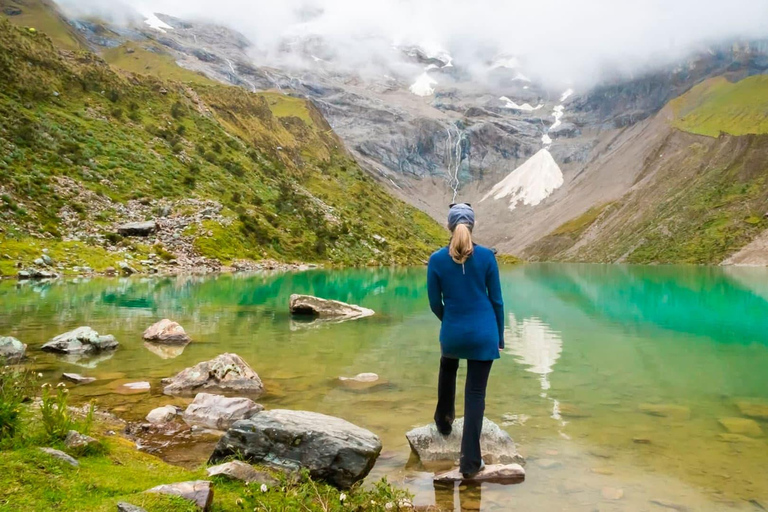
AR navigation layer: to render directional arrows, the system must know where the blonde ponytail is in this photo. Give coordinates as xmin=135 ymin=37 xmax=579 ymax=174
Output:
xmin=449 ymin=223 xmax=474 ymax=264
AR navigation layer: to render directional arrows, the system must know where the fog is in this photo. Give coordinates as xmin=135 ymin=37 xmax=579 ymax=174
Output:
xmin=59 ymin=0 xmax=768 ymax=88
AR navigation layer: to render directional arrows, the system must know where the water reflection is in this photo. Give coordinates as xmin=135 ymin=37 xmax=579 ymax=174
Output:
xmin=433 ymin=481 xmax=483 ymax=511
xmin=505 ymin=314 xmax=562 ymax=393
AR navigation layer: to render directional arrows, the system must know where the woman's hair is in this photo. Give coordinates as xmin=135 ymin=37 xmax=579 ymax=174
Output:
xmin=449 ymin=223 xmax=474 ymax=264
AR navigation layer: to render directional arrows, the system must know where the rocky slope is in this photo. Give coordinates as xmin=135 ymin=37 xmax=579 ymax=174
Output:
xmin=0 ymin=16 xmax=445 ymax=277
xmin=4 ymin=0 xmax=768 ymax=265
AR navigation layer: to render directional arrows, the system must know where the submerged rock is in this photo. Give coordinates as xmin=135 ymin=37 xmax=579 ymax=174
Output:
xmin=0 ymin=336 xmax=26 ymax=362
xmin=183 ymin=393 xmax=263 ymax=430
xmin=337 ymin=372 xmax=385 ymax=391
xmin=735 ymin=400 xmax=768 ymax=420
xmin=65 ymin=430 xmax=97 ymax=450
xmin=162 ymin=353 xmax=264 ymax=397
xmin=206 ymin=461 xmax=278 ymax=485
xmin=146 ymin=405 xmax=179 ymax=424
xmin=39 ymin=447 xmax=79 ymax=467
xmin=406 ymin=418 xmax=525 ymax=465
xmin=638 ymin=403 xmax=691 ymax=420
xmin=117 ymin=221 xmax=157 ymax=237
xmin=434 ymin=463 xmax=525 ymax=484
xmin=718 ymin=417 xmax=763 ymax=437
xmin=602 ymin=487 xmax=625 ymax=500
xmin=42 ymin=326 xmax=118 ymax=354
xmin=62 ymin=373 xmax=96 ymax=385
xmin=210 ymin=409 xmax=382 ymax=489
xmin=146 ymin=480 xmax=213 ymax=511
xmin=116 ymin=382 xmax=151 ymax=394
xmin=143 ymin=319 xmax=191 ymax=344
xmin=289 ymin=294 xmax=374 ymax=319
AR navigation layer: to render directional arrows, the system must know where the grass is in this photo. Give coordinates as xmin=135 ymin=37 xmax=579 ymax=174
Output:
xmin=671 ymin=75 xmax=768 ymax=137
xmin=0 ymin=0 xmax=84 ymax=51
xmin=525 ymin=203 xmax=612 ymax=262
xmin=0 ymin=18 xmax=445 ymax=271
xmin=102 ymin=43 xmax=216 ymax=86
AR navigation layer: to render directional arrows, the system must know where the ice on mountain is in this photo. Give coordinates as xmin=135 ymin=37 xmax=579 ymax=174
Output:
xmin=410 ymin=72 xmax=438 ymax=96
xmin=500 ymin=96 xmax=543 ymax=111
xmin=143 ymin=13 xmax=173 ymax=33
xmin=560 ymin=88 xmax=574 ymax=102
xmin=481 ymin=149 xmax=564 ymax=210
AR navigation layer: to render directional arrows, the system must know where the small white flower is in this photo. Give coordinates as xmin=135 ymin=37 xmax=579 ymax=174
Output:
xmin=37 ymin=373 xmax=43 ymax=378
xmin=57 ymin=382 xmax=66 ymax=388
xmin=260 ymin=484 xmax=268 ymax=493
xmin=385 ymin=503 xmax=393 ymax=510
xmin=339 ymin=493 xmax=347 ymax=502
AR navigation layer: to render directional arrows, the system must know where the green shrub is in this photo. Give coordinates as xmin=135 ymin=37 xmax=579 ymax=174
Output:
xmin=40 ymin=382 xmax=94 ymax=441
xmin=0 ymin=366 xmax=40 ymax=440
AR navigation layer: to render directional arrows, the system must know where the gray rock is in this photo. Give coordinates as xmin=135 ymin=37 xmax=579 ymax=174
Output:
xmin=434 ymin=463 xmax=525 ymax=484
xmin=406 ymin=418 xmax=525 ymax=465
xmin=206 ymin=460 xmax=278 ymax=485
xmin=62 ymin=373 xmax=96 ymax=384
xmin=65 ymin=430 xmax=97 ymax=449
xmin=17 ymin=270 xmax=31 ymax=279
xmin=146 ymin=405 xmax=179 ymax=424
xmin=183 ymin=393 xmax=263 ymax=430
xmin=117 ymin=503 xmax=147 ymax=512
xmin=42 ymin=326 xmax=118 ymax=354
xmin=42 ymin=254 xmax=53 ymax=266
xmin=210 ymin=409 xmax=382 ymax=489
xmin=143 ymin=319 xmax=191 ymax=344
xmin=118 ymin=261 xmax=137 ymax=275
xmin=117 ymin=221 xmax=157 ymax=237
xmin=39 ymin=447 xmax=79 ymax=467
xmin=146 ymin=480 xmax=213 ymax=511
xmin=338 ymin=373 xmax=384 ymax=391
xmin=34 ymin=257 xmax=45 ymax=266
xmin=0 ymin=336 xmax=26 ymax=362
xmin=649 ymin=499 xmax=690 ymax=511
xmin=162 ymin=353 xmax=264 ymax=397
xmin=289 ymin=294 xmax=374 ymax=319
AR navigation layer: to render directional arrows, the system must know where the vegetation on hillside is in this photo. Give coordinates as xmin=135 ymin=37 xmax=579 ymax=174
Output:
xmin=671 ymin=75 xmax=768 ymax=137
xmin=0 ymin=18 xmax=445 ymax=274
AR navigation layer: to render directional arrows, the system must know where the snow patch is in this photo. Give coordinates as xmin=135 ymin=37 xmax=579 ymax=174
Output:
xmin=490 ymin=56 xmax=521 ymax=70
xmin=541 ymin=133 xmax=552 ymax=145
xmin=500 ymin=96 xmax=543 ymax=111
xmin=143 ymin=12 xmax=173 ymax=33
xmin=560 ymin=88 xmax=574 ymax=102
xmin=550 ymin=105 xmax=565 ymax=131
xmin=481 ymin=148 xmax=564 ymax=210
xmin=410 ymin=72 xmax=437 ymax=96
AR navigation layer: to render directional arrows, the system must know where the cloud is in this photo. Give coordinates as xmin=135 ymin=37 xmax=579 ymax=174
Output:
xmin=58 ymin=0 xmax=768 ymax=88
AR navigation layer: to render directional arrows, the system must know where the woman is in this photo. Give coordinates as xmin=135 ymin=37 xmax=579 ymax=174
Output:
xmin=427 ymin=203 xmax=505 ymax=478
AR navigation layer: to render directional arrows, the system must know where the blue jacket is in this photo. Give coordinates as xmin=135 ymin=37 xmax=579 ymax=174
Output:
xmin=427 ymin=245 xmax=505 ymax=361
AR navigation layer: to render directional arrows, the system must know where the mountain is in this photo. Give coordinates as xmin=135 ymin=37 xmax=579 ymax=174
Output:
xmin=3 ymin=0 xmax=768 ymax=267
xmin=0 ymin=14 xmax=445 ymax=277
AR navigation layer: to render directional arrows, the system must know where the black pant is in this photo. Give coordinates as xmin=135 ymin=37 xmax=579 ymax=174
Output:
xmin=434 ymin=356 xmax=494 ymax=474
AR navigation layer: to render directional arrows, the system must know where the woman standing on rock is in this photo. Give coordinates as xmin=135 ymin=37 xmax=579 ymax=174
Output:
xmin=427 ymin=203 xmax=505 ymax=478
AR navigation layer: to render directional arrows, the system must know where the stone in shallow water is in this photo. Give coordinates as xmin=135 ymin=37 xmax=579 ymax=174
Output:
xmin=206 ymin=461 xmax=278 ymax=485
xmin=649 ymin=499 xmax=690 ymax=511
xmin=210 ymin=409 xmax=381 ymax=489
xmin=535 ymin=458 xmax=562 ymax=469
xmin=62 ymin=373 xmax=96 ymax=384
xmin=405 ymin=418 xmax=525 ymax=465
xmin=42 ymin=326 xmax=118 ymax=354
xmin=0 ymin=336 xmax=26 ymax=362
xmin=146 ymin=480 xmax=213 ymax=511
xmin=433 ymin=464 xmax=525 ymax=484
xmin=718 ymin=417 xmax=763 ymax=437
xmin=143 ymin=319 xmax=191 ymax=344
xmin=602 ymin=487 xmax=624 ymax=500
xmin=289 ymin=294 xmax=374 ymax=319
xmin=146 ymin=405 xmax=178 ymax=424
xmin=116 ymin=382 xmax=151 ymax=394
xmin=735 ymin=400 xmax=768 ymax=420
xmin=337 ymin=372 xmax=386 ymax=391
xmin=638 ymin=404 xmax=691 ymax=420
xmin=162 ymin=353 xmax=264 ymax=397
xmin=182 ymin=393 xmax=263 ymax=430
xmin=39 ymin=447 xmax=79 ymax=467
xmin=717 ymin=433 xmax=760 ymax=443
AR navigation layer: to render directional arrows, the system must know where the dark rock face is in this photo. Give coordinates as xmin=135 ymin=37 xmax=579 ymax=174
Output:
xmin=117 ymin=221 xmax=157 ymax=236
xmin=210 ymin=410 xmax=382 ymax=489
xmin=162 ymin=353 xmax=264 ymax=397
xmin=146 ymin=480 xmax=213 ymax=511
xmin=41 ymin=327 xmax=118 ymax=354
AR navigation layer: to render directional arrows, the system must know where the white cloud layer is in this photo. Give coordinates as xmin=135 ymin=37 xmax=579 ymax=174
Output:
xmin=59 ymin=0 xmax=768 ymax=87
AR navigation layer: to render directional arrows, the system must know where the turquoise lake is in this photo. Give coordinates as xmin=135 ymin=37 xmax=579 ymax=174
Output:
xmin=1 ymin=263 xmax=768 ymax=511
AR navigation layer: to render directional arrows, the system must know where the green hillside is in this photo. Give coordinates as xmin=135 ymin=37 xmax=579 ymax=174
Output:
xmin=0 ymin=18 xmax=445 ymax=275
xmin=671 ymin=75 xmax=768 ymax=137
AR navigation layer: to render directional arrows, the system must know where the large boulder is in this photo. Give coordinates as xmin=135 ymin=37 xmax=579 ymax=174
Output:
xmin=143 ymin=319 xmax=191 ymax=344
xmin=41 ymin=327 xmax=118 ymax=354
xmin=146 ymin=480 xmax=213 ymax=511
xmin=183 ymin=393 xmax=264 ymax=430
xmin=406 ymin=418 xmax=525 ymax=465
xmin=209 ymin=409 xmax=382 ymax=489
xmin=0 ymin=336 xmax=26 ymax=362
xmin=117 ymin=221 xmax=157 ymax=237
xmin=289 ymin=294 xmax=374 ymax=319
xmin=162 ymin=353 xmax=264 ymax=397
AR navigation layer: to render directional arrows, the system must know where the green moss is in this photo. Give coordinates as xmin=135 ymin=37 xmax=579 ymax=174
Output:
xmin=671 ymin=76 xmax=768 ymax=137
xmin=525 ymin=203 xmax=612 ymax=262
xmin=0 ymin=237 xmax=133 ymax=277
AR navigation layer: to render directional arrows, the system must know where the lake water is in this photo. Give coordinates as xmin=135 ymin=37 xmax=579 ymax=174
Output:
xmin=2 ymin=263 xmax=768 ymax=511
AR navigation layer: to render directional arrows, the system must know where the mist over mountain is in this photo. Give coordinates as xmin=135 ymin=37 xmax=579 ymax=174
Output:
xmin=59 ymin=0 xmax=768 ymax=89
